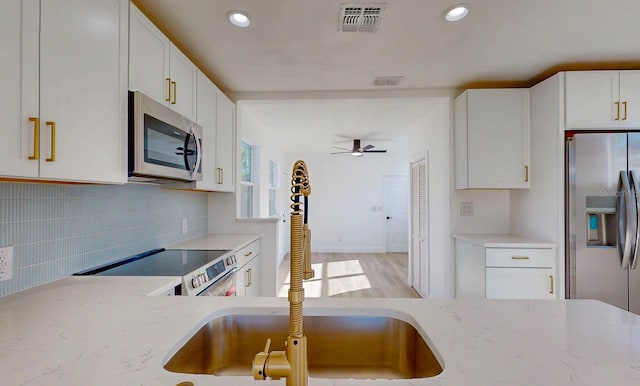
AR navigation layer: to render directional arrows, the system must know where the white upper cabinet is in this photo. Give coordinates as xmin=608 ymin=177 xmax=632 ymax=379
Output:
xmin=168 ymin=45 xmax=197 ymax=120
xmin=455 ymin=89 xmax=530 ymax=189
xmin=0 ymin=0 xmax=37 ymax=178
xmin=194 ymin=70 xmax=218 ymax=191
xmin=1 ymin=0 xmax=127 ymax=183
xmin=215 ymin=91 xmax=236 ymax=192
xmin=129 ymin=3 xmax=196 ymax=121
xmin=565 ymin=70 xmax=640 ymax=129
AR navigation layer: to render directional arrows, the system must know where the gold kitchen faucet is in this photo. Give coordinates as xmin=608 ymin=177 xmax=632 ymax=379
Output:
xmin=253 ymin=160 xmax=313 ymax=386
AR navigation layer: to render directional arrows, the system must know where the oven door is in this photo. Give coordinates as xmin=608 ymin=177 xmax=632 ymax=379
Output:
xmin=197 ymin=268 xmax=237 ymax=296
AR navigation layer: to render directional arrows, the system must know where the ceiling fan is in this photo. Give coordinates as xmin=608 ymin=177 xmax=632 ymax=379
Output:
xmin=331 ymin=139 xmax=387 ymax=157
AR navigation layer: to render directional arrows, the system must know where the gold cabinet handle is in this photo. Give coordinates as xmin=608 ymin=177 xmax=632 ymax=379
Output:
xmin=623 ymin=101 xmax=628 ymax=121
xmin=524 ymin=165 xmax=529 ymax=182
xmin=165 ymin=78 xmax=171 ymax=102
xmin=171 ymin=81 xmax=177 ymax=105
xmin=246 ymin=268 xmax=251 ymax=287
xmin=216 ymin=167 xmax=224 ymax=184
xmin=549 ymin=275 xmax=554 ymax=294
xmin=511 ymin=256 xmax=529 ymax=260
xmin=245 ymin=251 xmax=253 ymax=257
xmin=28 ymin=117 xmax=40 ymax=160
xmin=615 ymin=101 xmax=620 ymax=121
xmin=45 ymin=121 xmax=56 ymax=162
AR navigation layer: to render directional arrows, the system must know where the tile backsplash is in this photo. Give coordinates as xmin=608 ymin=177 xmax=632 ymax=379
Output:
xmin=0 ymin=182 xmax=208 ymax=297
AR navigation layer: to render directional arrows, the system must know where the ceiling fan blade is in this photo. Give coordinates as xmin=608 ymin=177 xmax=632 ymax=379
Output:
xmin=363 ymin=150 xmax=387 ymax=153
xmin=361 ymin=144 xmax=375 ymax=151
xmin=332 ymin=146 xmax=351 ymax=151
xmin=330 ymin=151 xmax=351 ymax=154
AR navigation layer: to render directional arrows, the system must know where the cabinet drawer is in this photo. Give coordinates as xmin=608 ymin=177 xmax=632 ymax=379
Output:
xmin=236 ymin=239 xmax=261 ymax=267
xmin=485 ymin=248 xmax=553 ymax=268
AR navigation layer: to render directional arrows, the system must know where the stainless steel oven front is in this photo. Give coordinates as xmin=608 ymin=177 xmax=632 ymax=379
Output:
xmin=128 ymin=90 xmax=202 ymax=182
xmin=196 ymin=268 xmax=238 ymax=296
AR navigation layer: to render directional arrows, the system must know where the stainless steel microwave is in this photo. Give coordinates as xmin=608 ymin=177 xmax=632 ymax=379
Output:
xmin=128 ymin=91 xmax=202 ymax=182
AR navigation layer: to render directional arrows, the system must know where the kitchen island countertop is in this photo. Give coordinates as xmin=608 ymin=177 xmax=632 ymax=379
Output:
xmin=0 ymin=243 xmax=639 ymax=385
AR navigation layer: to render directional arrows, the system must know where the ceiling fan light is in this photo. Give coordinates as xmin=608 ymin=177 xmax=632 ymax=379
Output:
xmin=352 ymin=151 xmax=363 ymax=157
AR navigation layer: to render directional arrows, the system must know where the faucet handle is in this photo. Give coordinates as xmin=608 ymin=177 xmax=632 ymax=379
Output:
xmin=253 ymin=338 xmax=272 ymax=380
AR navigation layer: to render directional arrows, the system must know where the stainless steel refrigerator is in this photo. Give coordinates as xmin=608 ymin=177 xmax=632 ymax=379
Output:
xmin=566 ymin=132 xmax=640 ymax=314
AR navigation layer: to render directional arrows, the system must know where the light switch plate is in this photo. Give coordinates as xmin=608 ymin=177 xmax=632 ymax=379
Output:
xmin=0 ymin=246 xmax=14 ymax=282
xmin=460 ymin=202 xmax=474 ymax=216
xmin=181 ymin=218 xmax=188 ymax=234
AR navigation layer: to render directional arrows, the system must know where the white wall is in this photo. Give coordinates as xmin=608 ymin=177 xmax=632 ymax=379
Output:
xmin=284 ymin=151 xmax=408 ymax=253
xmin=406 ymin=97 xmax=457 ymax=298
xmin=208 ymin=192 xmax=280 ymax=296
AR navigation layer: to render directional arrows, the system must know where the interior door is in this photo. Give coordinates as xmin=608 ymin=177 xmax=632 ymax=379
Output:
xmin=572 ymin=133 xmax=628 ymax=310
xmin=384 ymin=174 xmax=409 ymax=253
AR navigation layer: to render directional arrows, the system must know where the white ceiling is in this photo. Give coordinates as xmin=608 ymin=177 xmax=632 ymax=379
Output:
xmin=239 ymin=98 xmax=442 ymax=154
xmin=133 ymin=0 xmax=640 ymax=93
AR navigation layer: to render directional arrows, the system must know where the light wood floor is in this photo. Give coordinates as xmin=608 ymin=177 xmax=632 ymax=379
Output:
xmin=277 ymin=253 xmax=421 ymax=298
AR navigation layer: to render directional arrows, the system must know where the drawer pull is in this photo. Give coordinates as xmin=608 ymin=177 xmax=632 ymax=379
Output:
xmin=245 ymin=251 xmax=253 ymax=257
xmin=511 ymin=256 xmax=529 ymax=260
xmin=549 ymin=275 xmax=554 ymax=294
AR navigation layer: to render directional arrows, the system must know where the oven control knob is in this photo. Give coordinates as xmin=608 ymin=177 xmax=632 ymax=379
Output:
xmin=192 ymin=276 xmax=200 ymax=288
xmin=226 ymin=256 xmax=234 ymax=265
xmin=200 ymin=273 xmax=207 ymax=283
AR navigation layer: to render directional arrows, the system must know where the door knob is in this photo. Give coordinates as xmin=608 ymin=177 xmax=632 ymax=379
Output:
xmin=386 ymin=216 xmax=392 ymax=219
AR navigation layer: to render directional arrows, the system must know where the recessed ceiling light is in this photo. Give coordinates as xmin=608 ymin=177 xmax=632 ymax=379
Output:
xmin=444 ymin=4 xmax=470 ymax=22
xmin=227 ymin=11 xmax=251 ymax=27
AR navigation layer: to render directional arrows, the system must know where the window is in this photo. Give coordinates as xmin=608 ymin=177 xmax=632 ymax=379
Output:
xmin=268 ymin=160 xmax=278 ymax=217
xmin=240 ymin=141 xmax=254 ymax=218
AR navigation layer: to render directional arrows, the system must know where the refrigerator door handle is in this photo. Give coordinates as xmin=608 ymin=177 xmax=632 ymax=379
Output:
xmin=630 ymin=170 xmax=640 ymax=270
xmin=618 ymin=171 xmax=634 ymax=270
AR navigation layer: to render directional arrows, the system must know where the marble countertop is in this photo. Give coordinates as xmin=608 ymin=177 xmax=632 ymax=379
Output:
xmin=0 ymin=233 xmax=638 ymax=385
xmin=452 ymin=233 xmax=557 ymax=248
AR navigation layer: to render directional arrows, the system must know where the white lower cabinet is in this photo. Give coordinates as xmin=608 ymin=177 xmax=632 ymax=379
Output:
xmin=234 ymin=239 xmax=261 ymax=297
xmin=454 ymin=236 xmax=556 ymax=299
xmin=486 ymin=267 xmax=555 ymax=299
xmin=238 ymin=257 xmax=259 ymax=297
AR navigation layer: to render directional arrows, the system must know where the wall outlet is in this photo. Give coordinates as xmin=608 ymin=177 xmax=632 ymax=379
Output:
xmin=0 ymin=246 xmax=14 ymax=282
xmin=181 ymin=218 xmax=188 ymax=234
xmin=460 ymin=202 xmax=474 ymax=216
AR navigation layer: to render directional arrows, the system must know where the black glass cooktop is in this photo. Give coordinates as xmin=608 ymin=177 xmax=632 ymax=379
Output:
xmin=75 ymin=249 xmax=230 ymax=277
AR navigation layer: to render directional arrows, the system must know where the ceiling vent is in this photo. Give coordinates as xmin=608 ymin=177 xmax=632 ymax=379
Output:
xmin=339 ymin=4 xmax=386 ymax=32
xmin=374 ymin=76 xmax=403 ymax=86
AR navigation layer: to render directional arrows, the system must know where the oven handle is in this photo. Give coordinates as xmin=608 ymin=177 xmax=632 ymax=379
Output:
xmin=196 ymin=266 xmax=237 ymax=296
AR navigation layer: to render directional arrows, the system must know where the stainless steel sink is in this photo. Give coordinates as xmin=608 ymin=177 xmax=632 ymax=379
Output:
xmin=164 ymin=314 xmax=443 ymax=379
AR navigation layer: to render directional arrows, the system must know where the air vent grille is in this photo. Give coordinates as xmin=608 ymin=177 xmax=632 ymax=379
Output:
xmin=374 ymin=76 xmax=403 ymax=86
xmin=339 ymin=4 xmax=386 ymax=32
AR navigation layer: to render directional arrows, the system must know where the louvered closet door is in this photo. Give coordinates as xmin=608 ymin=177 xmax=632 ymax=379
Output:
xmin=411 ymin=158 xmax=429 ymax=297
xmin=411 ymin=163 xmax=421 ymax=292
